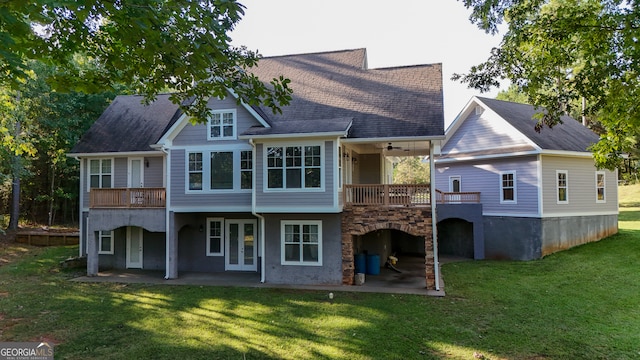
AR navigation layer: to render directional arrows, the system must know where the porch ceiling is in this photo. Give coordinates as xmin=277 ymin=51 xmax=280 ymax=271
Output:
xmin=343 ymin=140 xmax=432 ymax=156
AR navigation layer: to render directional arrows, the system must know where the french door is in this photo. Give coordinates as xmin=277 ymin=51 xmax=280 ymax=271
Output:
xmin=225 ymin=220 xmax=257 ymax=271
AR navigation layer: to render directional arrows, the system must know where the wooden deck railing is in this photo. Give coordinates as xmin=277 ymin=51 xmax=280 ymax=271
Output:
xmin=343 ymin=185 xmax=481 ymax=206
xmin=90 ymin=188 xmax=166 ymax=208
xmin=434 ymin=189 xmax=481 ymax=204
xmin=343 ymin=184 xmax=431 ymax=206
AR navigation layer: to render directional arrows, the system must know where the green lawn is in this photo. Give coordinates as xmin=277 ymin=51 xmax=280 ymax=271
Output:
xmin=1 ymin=194 xmax=640 ymax=359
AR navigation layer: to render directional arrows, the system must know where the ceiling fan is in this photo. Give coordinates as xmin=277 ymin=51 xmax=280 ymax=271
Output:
xmin=386 ymin=142 xmax=402 ymax=151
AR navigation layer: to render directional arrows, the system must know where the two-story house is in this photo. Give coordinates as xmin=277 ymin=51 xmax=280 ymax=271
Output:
xmin=69 ymin=48 xmax=446 ymax=291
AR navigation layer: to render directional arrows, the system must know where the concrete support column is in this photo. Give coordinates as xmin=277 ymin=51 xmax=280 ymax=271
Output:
xmin=87 ymin=230 xmax=99 ymax=276
xmin=166 ymin=211 xmax=178 ymax=279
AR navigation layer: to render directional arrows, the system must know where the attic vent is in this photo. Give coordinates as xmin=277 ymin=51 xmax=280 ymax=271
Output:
xmin=475 ymin=106 xmax=484 ymax=115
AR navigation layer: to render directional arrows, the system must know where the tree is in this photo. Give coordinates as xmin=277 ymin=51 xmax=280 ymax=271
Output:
xmin=393 ymin=157 xmax=430 ymax=185
xmin=0 ymin=1 xmax=292 ymax=122
xmin=454 ymin=0 xmax=640 ymax=169
xmin=495 ymin=84 xmax=529 ymax=104
xmin=0 ymin=60 xmax=117 ymax=229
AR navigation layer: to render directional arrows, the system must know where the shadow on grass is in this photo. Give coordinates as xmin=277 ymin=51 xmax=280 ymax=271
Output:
xmin=2 ymin=233 xmax=640 ymax=360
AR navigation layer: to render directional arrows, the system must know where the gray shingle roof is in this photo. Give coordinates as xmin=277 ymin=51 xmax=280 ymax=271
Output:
xmin=248 ymin=48 xmax=444 ymax=139
xmin=71 ymin=49 xmax=445 ymax=154
xmin=70 ymin=95 xmax=181 ymax=153
xmin=477 ymin=97 xmax=600 ymax=152
xmin=243 ymin=117 xmax=352 ymax=136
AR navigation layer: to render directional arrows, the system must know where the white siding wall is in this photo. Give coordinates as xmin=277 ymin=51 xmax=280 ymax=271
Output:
xmin=541 ymin=155 xmax=618 ymax=216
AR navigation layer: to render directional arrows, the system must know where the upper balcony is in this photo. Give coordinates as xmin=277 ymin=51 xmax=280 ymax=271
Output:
xmin=90 ymin=188 xmax=166 ymax=209
xmin=343 ymin=184 xmax=480 ymax=207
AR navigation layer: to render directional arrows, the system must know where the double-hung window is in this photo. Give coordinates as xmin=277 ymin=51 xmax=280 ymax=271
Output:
xmin=500 ymin=171 xmax=516 ymax=203
xmin=281 ymin=220 xmax=322 ymax=265
xmin=98 ymin=230 xmax=114 ymax=255
xmin=596 ymin=171 xmax=606 ymax=203
xmin=267 ymin=145 xmax=322 ymax=189
xmin=88 ymin=159 xmax=112 ymax=190
xmin=557 ymin=170 xmax=568 ymax=204
xmin=188 ymin=152 xmax=203 ymax=190
xmin=208 ymin=110 xmax=236 ymax=140
xmin=240 ymin=150 xmax=252 ymax=189
xmin=206 ymin=218 xmax=224 ymax=256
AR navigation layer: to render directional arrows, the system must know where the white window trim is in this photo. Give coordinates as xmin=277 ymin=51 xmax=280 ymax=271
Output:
xmin=185 ymin=148 xmax=253 ymax=193
xmin=595 ymin=171 xmax=606 ymax=203
xmin=556 ymin=170 xmax=569 ymax=204
xmin=263 ymin=142 xmax=325 ymax=192
xmin=98 ymin=230 xmax=114 ymax=255
xmin=206 ymin=217 xmax=224 ymax=256
xmin=281 ymin=220 xmax=323 ymax=266
xmin=207 ymin=109 xmax=237 ymax=140
xmin=500 ymin=171 xmax=517 ymax=204
xmin=187 ymin=152 xmax=203 ymax=191
xmin=87 ymin=158 xmax=114 ymax=192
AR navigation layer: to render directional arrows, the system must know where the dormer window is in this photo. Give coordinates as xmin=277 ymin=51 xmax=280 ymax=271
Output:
xmin=208 ymin=109 xmax=236 ymax=140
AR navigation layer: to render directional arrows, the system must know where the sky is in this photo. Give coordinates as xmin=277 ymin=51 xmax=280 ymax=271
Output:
xmin=230 ymin=0 xmax=506 ymax=127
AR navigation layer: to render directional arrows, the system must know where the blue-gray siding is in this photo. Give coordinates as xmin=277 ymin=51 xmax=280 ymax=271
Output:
xmin=169 ymin=149 xmax=252 ymax=210
xmin=254 ymin=142 xmax=336 ymax=211
xmin=443 ymin=110 xmax=531 ymax=155
xmin=172 ymin=97 xmax=262 ymax=146
xmin=263 ymin=213 xmax=343 ymax=285
xmin=435 ymin=156 xmax=540 ymax=216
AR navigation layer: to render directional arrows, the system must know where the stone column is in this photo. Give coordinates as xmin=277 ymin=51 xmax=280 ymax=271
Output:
xmin=424 ymin=232 xmax=436 ymax=289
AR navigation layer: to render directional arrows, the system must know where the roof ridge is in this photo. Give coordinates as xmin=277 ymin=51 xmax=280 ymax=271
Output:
xmin=260 ymin=48 xmax=366 ymax=59
xmin=371 ymin=63 xmax=442 ymax=71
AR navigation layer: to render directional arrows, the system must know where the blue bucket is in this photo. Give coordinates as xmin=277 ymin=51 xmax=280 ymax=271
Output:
xmin=366 ymin=254 xmax=380 ymax=275
xmin=355 ymin=253 xmax=366 ymax=274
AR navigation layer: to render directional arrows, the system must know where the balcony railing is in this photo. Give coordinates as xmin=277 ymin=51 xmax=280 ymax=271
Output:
xmin=434 ymin=189 xmax=481 ymax=204
xmin=343 ymin=184 xmax=431 ymax=206
xmin=90 ymin=188 xmax=166 ymax=208
xmin=343 ymin=185 xmax=481 ymax=206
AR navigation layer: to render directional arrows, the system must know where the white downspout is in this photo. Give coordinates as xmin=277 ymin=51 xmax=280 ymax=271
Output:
xmin=430 ymin=141 xmax=440 ymax=291
xmin=249 ymin=139 xmax=266 ymax=283
xmin=161 ymin=146 xmax=171 ymax=279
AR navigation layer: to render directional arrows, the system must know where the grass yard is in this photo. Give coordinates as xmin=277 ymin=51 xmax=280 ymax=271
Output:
xmin=1 ymin=187 xmax=639 ymax=359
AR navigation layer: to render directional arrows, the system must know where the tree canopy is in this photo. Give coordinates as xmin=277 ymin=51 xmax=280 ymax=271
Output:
xmin=0 ymin=0 xmax=291 ymax=123
xmin=454 ymin=0 xmax=640 ymax=169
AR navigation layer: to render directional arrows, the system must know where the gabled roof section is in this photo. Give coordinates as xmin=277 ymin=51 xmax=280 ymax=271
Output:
xmin=248 ymin=48 xmax=444 ymax=139
xmin=477 ymin=97 xmax=600 ymax=152
xmin=70 ymin=94 xmax=182 ymax=154
xmin=242 ymin=117 xmax=352 ymax=138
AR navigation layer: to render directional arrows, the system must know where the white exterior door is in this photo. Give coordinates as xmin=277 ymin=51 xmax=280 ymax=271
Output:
xmin=129 ymin=158 xmax=144 ymax=188
xmin=449 ymin=175 xmax=462 ymax=203
xmin=129 ymin=158 xmax=144 ymax=205
xmin=126 ymin=226 xmax=143 ymax=269
xmin=225 ymin=220 xmax=257 ymax=271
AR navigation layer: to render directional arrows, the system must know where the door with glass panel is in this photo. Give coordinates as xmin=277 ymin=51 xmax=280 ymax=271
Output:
xmin=225 ymin=220 xmax=257 ymax=271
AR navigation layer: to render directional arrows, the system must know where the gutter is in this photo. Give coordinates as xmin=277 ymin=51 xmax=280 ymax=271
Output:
xmin=159 ymin=145 xmax=172 ymax=280
xmin=249 ymin=139 xmax=266 ymax=283
xmin=430 ymin=141 xmax=441 ymax=291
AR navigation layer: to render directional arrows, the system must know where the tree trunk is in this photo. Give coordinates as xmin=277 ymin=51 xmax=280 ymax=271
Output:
xmin=8 ymin=121 xmax=21 ymax=231
xmin=48 ymin=163 xmax=56 ymax=226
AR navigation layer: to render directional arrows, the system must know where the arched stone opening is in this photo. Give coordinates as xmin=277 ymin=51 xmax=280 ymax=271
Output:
xmin=341 ymin=206 xmax=435 ymax=289
xmin=437 ymin=218 xmax=474 ymax=259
